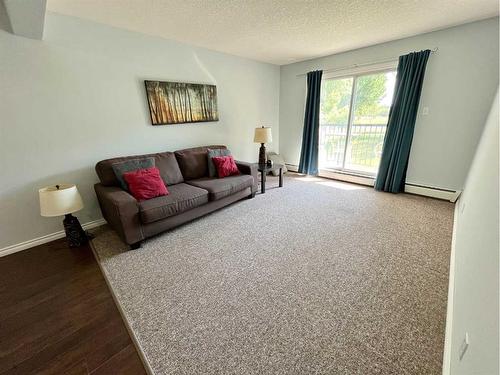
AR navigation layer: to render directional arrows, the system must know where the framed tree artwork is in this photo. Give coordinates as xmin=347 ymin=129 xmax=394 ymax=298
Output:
xmin=144 ymin=80 xmax=219 ymax=125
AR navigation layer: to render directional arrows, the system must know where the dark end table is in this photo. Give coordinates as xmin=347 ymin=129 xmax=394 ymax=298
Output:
xmin=255 ymin=163 xmax=284 ymax=193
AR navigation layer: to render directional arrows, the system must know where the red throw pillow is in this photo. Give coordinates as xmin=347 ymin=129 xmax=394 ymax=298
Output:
xmin=123 ymin=167 xmax=169 ymax=201
xmin=211 ymin=155 xmax=240 ymax=178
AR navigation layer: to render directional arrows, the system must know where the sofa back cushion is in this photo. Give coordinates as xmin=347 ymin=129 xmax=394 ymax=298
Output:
xmin=96 ymin=151 xmax=184 ymax=187
xmin=155 ymin=152 xmax=185 ymax=185
xmin=174 ymin=145 xmax=226 ymax=180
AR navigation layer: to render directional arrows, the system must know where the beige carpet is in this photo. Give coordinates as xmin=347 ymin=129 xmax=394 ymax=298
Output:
xmin=91 ymin=174 xmax=454 ymax=375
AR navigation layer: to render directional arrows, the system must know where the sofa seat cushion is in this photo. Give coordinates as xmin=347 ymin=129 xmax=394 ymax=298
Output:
xmin=139 ymin=183 xmax=208 ymax=224
xmin=186 ymin=175 xmax=253 ymax=201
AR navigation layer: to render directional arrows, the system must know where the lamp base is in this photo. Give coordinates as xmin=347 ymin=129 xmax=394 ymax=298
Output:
xmin=63 ymin=214 xmax=89 ymax=248
xmin=258 ymin=143 xmax=266 ymax=166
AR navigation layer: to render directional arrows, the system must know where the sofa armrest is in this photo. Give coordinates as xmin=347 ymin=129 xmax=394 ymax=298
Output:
xmin=94 ymin=183 xmax=143 ymax=245
xmin=236 ymin=161 xmax=258 ymax=194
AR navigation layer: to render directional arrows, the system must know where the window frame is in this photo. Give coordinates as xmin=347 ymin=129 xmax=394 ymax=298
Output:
xmin=320 ymin=61 xmax=398 ymax=177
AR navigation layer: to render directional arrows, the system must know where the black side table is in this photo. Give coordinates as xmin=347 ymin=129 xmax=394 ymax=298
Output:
xmin=255 ymin=163 xmax=284 ymax=193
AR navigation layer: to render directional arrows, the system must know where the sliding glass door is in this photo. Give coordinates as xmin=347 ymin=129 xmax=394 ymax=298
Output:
xmin=319 ymin=69 xmax=397 ymax=175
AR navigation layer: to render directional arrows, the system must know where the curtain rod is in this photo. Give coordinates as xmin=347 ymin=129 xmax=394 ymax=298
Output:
xmin=295 ymin=47 xmax=438 ymax=77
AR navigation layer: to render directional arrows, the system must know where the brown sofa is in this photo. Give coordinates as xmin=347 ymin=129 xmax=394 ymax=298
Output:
xmin=94 ymin=145 xmax=257 ymax=249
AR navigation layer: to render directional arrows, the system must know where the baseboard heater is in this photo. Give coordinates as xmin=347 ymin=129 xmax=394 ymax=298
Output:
xmin=285 ymin=164 xmax=460 ymax=202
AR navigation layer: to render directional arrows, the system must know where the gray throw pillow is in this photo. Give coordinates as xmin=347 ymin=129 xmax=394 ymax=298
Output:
xmin=112 ymin=157 xmax=155 ymax=191
xmin=267 ymin=153 xmax=287 ymax=176
xmin=207 ymin=148 xmax=231 ymax=177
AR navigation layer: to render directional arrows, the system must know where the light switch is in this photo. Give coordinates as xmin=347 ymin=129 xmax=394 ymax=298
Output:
xmin=422 ymin=107 xmax=429 ymax=115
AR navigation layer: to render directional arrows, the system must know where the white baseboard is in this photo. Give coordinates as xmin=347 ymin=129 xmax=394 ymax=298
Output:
xmin=318 ymin=169 xmax=375 ymax=187
xmin=404 ymin=184 xmax=461 ymax=202
xmin=442 ymin=199 xmax=460 ymax=374
xmin=286 ymin=164 xmax=459 ymax=201
xmin=287 ymin=165 xmax=374 ymax=186
xmin=0 ymin=218 xmax=107 ymax=258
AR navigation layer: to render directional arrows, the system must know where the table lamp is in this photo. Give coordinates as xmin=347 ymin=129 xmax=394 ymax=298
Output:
xmin=39 ymin=184 xmax=89 ymax=248
xmin=254 ymin=126 xmax=272 ymax=165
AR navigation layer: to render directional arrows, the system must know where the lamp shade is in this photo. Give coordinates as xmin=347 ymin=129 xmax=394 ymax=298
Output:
xmin=39 ymin=184 xmax=84 ymax=217
xmin=254 ymin=127 xmax=272 ymax=144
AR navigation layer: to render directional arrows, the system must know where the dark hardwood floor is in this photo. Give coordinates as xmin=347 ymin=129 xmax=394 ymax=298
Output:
xmin=0 ymin=238 xmax=147 ymax=375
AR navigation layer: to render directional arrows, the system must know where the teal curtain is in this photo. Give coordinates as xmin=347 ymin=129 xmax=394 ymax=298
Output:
xmin=375 ymin=50 xmax=431 ymax=193
xmin=298 ymin=70 xmax=323 ymax=175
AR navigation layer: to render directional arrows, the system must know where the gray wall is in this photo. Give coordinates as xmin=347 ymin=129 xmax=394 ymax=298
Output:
xmin=279 ymin=18 xmax=499 ymax=191
xmin=445 ymin=88 xmax=498 ymax=374
xmin=0 ymin=13 xmax=280 ymax=250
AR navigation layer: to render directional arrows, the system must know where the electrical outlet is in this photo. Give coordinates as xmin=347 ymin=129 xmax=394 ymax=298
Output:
xmin=422 ymin=106 xmax=429 ymax=115
xmin=459 ymin=332 xmax=469 ymax=360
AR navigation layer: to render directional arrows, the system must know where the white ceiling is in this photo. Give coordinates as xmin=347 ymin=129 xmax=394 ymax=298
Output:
xmin=47 ymin=0 xmax=499 ymax=65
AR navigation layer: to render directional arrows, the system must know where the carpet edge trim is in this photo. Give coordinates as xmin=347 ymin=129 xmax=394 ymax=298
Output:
xmin=89 ymin=239 xmax=156 ymax=375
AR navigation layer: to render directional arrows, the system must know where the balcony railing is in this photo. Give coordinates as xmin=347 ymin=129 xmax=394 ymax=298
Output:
xmin=319 ymin=123 xmax=387 ymax=174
